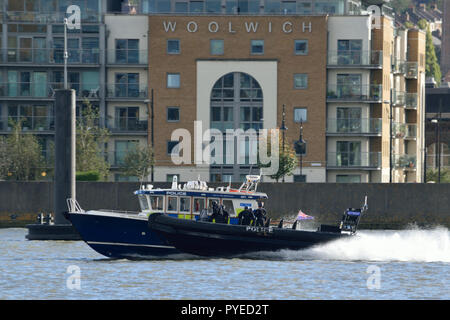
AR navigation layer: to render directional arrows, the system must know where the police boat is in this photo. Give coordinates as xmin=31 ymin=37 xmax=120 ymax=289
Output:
xmin=64 ymin=175 xmax=268 ymax=259
xmin=148 ymin=195 xmax=368 ymax=257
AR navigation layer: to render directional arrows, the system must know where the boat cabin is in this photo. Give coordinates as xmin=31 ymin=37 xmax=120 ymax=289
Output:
xmin=134 ymin=176 xmax=268 ymax=224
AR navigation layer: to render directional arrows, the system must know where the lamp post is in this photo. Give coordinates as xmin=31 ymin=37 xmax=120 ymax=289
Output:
xmin=431 ymin=116 xmax=441 ymax=183
xmin=145 ymin=89 xmax=154 ymax=182
xmin=280 ymin=104 xmax=288 ymax=183
xmin=294 ymin=120 xmax=307 ymax=182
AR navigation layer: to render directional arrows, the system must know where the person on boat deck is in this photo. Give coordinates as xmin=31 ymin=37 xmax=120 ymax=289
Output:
xmin=238 ymin=206 xmax=255 ymax=226
xmin=210 ymin=201 xmax=228 ymax=223
xmin=253 ymin=203 xmax=267 ymax=227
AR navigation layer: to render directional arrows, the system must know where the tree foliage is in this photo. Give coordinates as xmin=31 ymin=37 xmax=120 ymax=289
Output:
xmin=426 ymin=168 xmax=450 ymax=183
xmin=121 ymin=145 xmax=154 ymax=181
xmin=76 ymin=100 xmax=110 ymax=180
xmin=425 ymin=25 xmax=442 ymax=84
xmin=257 ymin=130 xmax=297 ymax=182
xmin=0 ymin=119 xmax=46 ymax=180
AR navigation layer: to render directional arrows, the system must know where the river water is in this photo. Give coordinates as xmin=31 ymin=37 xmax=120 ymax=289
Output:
xmin=0 ymin=228 xmax=449 ymax=300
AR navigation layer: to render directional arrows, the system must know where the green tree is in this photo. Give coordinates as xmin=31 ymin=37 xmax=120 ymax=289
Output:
xmin=76 ymin=100 xmax=110 ymax=180
xmin=121 ymin=145 xmax=154 ymax=181
xmin=0 ymin=119 xmax=46 ymax=180
xmin=425 ymin=26 xmax=442 ymax=85
xmin=390 ymin=0 xmax=412 ymax=14
xmin=258 ymin=131 xmax=297 ymax=182
xmin=426 ymin=168 xmax=450 ymax=183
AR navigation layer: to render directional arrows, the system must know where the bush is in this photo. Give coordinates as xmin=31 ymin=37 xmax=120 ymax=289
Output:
xmin=76 ymin=171 xmax=100 ymax=181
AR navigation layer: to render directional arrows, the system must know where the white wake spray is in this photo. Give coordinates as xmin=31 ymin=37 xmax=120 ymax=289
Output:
xmin=277 ymin=227 xmax=450 ymax=263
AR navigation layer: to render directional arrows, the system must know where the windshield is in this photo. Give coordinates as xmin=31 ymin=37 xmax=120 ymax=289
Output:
xmin=138 ymin=195 xmax=149 ymax=211
xmin=150 ymin=195 xmax=164 ymax=211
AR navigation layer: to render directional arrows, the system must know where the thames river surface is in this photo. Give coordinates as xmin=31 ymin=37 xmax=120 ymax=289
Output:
xmin=0 ymin=228 xmax=449 ymax=300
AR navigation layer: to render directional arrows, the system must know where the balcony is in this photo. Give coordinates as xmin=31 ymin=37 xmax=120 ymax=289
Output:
xmin=326 ymin=118 xmax=382 ymax=136
xmin=392 ymin=59 xmax=406 ymax=74
xmin=106 ymin=49 xmax=148 ymax=65
xmin=327 ymin=50 xmax=383 ymax=69
xmin=405 ymin=93 xmax=418 ymax=109
xmin=327 ymin=152 xmax=381 ymax=169
xmin=392 ymin=123 xmax=417 ymax=139
xmin=0 ymin=116 xmax=54 ymax=133
xmin=106 ymin=83 xmax=148 ymax=100
xmin=393 ymin=154 xmax=416 ymax=170
xmin=405 ymin=62 xmax=418 ymax=79
xmin=106 ymin=117 xmax=148 ymax=133
xmin=327 ymin=84 xmax=382 ymax=103
xmin=392 ymin=91 xmax=405 ymax=107
xmin=0 ymin=82 xmax=100 ymax=100
xmin=4 ymin=11 xmax=101 ymax=23
xmin=0 ymin=48 xmax=100 ymax=65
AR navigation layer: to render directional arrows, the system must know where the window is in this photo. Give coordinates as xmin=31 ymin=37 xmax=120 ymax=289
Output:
xmin=150 ymin=195 xmax=164 ymax=211
xmin=138 ymin=195 xmax=149 ymax=211
xmin=193 ymin=198 xmax=206 ymax=213
xmin=294 ymin=74 xmax=308 ymax=89
xmin=294 ymin=175 xmax=306 ymax=182
xmin=167 ymin=39 xmax=180 ymax=54
xmin=336 ymin=175 xmax=362 ymax=183
xmin=337 ymin=40 xmax=362 ymax=65
xmin=167 ymin=141 xmax=180 ymax=155
xmin=167 ymin=73 xmax=180 ymax=88
xmin=190 ymin=1 xmax=204 ymax=12
xmin=281 ymin=1 xmax=296 ymax=13
xmin=115 ymin=73 xmax=139 ymax=97
xmin=336 ymin=107 xmax=362 ymax=133
xmin=295 ymin=40 xmax=308 ymax=55
xmin=166 ymin=174 xmax=180 ymax=183
xmin=115 ymin=140 xmax=138 ymax=166
xmin=180 ymin=197 xmax=191 ymax=212
xmin=167 ymin=107 xmax=180 ymax=122
xmin=210 ymin=39 xmax=224 ymax=55
xmin=115 ymin=106 xmax=140 ymax=131
xmin=336 ymin=141 xmax=361 ymax=166
xmin=175 ymin=2 xmax=188 ymax=13
xmin=251 ymin=40 xmax=264 ymax=55
xmin=167 ymin=196 xmax=178 ymax=211
xmin=294 ymin=108 xmax=307 ymax=123
xmin=116 ymin=39 xmax=139 ymax=63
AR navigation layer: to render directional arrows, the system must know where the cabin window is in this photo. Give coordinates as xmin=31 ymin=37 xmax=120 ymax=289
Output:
xmin=167 ymin=196 xmax=178 ymax=212
xmin=138 ymin=195 xmax=149 ymax=211
xmin=193 ymin=198 xmax=205 ymax=213
xmin=150 ymin=195 xmax=164 ymax=211
xmin=222 ymin=199 xmax=235 ymax=217
xmin=180 ymin=197 xmax=191 ymax=213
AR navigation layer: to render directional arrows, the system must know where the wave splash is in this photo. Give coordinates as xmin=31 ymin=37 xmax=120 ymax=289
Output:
xmin=243 ymin=227 xmax=450 ymax=263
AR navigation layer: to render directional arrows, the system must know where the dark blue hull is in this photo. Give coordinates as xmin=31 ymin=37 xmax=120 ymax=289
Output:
xmin=67 ymin=212 xmax=178 ymax=259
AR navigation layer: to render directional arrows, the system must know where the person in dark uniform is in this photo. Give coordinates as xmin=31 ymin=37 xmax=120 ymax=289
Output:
xmin=253 ymin=203 xmax=267 ymax=227
xmin=238 ymin=206 xmax=255 ymax=226
xmin=220 ymin=205 xmax=229 ymax=224
xmin=210 ymin=201 xmax=221 ymax=222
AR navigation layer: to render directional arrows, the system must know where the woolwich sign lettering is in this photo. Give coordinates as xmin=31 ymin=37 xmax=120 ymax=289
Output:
xmin=162 ymin=20 xmax=312 ymax=34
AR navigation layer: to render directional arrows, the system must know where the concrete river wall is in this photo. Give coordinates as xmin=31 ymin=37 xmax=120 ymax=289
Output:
xmin=0 ymin=182 xmax=448 ymax=229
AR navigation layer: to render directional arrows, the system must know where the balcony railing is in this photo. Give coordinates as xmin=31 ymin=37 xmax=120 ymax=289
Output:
xmin=405 ymin=62 xmax=418 ymax=79
xmin=0 ymin=116 xmax=54 ymax=132
xmin=106 ymin=83 xmax=148 ymax=99
xmin=405 ymin=93 xmax=418 ymax=109
xmin=327 ymin=84 xmax=382 ymax=102
xmin=327 ymin=50 xmax=383 ymax=68
xmin=106 ymin=50 xmax=148 ymax=65
xmin=4 ymin=11 xmax=102 ymax=23
xmin=393 ymin=154 xmax=416 ymax=169
xmin=392 ymin=123 xmax=417 ymax=139
xmin=392 ymin=91 xmax=405 ymax=106
xmin=326 ymin=118 xmax=382 ymax=135
xmin=327 ymin=152 xmax=381 ymax=169
xmin=0 ymin=48 xmax=100 ymax=65
xmin=106 ymin=117 xmax=148 ymax=132
xmin=0 ymin=82 xmax=100 ymax=99
xmin=392 ymin=59 xmax=406 ymax=74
